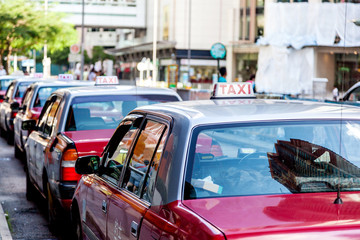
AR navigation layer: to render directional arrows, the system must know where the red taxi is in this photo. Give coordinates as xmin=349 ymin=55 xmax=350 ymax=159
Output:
xmin=22 ymin=76 xmax=181 ymax=227
xmin=72 ymin=83 xmax=360 ymax=239
xmin=0 ymin=77 xmax=47 ymax=144
xmin=13 ymin=78 xmax=93 ymax=159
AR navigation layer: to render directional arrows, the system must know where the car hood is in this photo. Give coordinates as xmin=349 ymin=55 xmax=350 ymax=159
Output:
xmin=63 ymin=129 xmax=115 ymax=156
xmin=183 ymin=192 xmax=360 ymax=239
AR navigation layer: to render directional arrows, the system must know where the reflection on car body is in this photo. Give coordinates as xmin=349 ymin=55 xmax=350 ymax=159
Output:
xmin=72 ymin=83 xmax=360 ymax=239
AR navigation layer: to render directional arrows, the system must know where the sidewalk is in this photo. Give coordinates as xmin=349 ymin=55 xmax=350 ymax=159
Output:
xmin=0 ymin=203 xmax=12 ymax=240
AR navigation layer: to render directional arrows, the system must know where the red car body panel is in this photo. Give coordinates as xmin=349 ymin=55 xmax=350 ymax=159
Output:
xmin=63 ymin=129 xmax=115 ymax=156
xmin=183 ymin=192 xmax=360 ymax=239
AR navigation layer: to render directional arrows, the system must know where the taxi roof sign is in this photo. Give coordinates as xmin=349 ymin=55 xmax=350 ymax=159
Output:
xmin=58 ymin=74 xmax=74 ymax=81
xmin=211 ymin=82 xmax=255 ymax=99
xmin=95 ymin=76 xmax=119 ymax=85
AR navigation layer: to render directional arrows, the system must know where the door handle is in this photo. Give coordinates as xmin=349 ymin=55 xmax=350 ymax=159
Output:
xmin=102 ymin=200 xmax=107 ymax=214
xmin=131 ymin=221 xmax=138 ymax=238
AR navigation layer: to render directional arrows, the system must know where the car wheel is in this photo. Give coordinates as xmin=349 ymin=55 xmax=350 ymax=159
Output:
xmin=26 ymin=170 xmax=36 ymax=201
xmin=71 ymin=205 xmax=83 ymax=240
xmin=14 ymin=143 xmax=22 ymax=159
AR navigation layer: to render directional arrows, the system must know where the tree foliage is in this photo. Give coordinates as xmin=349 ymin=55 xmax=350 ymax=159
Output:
xmin=0 ymin=0 xmax=78 ymax=72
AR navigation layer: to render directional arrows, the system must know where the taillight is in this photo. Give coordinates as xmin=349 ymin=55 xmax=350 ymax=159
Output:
xmin=11 ymin=111 xmax=17 ymax=119
xmin=61 ymin=148 xmax=81 ymax=182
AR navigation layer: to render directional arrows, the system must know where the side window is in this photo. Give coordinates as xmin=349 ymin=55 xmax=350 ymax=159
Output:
xmin=44 ymin=97 xmax=61 ymax=136
xmin=348 ymin=88 xmax=360 ymax=102
xmin=142 ymin=128 xmax=168 ymax=202
xmin=102 ymin=119 xmax=142 ymax=185
xmin=122 ymin=120 xmax=166 ymax=198
xmin=37 ymin=97 xmax=55 ymax=134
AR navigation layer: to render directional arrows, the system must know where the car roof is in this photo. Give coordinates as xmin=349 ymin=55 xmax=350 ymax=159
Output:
xmin=53 ymin=85 xmax=181 ymax=98
xmin=135 ymin=99 xmax=360 ymax=126
xmin=0 ymin=75 xmax=22 ymax=80
xmin=11 ymin=77 xmax=52 ymax=84
xmin=29 ymin=80 xmax=93 ymax=88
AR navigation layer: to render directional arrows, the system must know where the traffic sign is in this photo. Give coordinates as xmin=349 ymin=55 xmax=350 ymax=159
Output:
xmin=70 ymin=44 xmax=80 ymax=54
xmin=210 ymin=43 xmax=226 ymax=59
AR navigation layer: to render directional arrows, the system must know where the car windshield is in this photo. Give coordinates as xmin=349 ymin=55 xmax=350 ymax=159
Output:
xmin=65 ymin=94 xmax=178 ymax=131
xmin=185 ymin=120 xmax=360 ymax=199
xmin=0 ymin=79 xmax=13 ymax=91
xmin=33 ymin=87 xmax=63 ymax=107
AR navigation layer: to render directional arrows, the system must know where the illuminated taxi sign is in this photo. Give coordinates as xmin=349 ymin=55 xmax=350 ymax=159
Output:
xmin=95 ymin=76 xmax=119 ymax=85
xmin=58 ymin=74 xmax=74 ymax=81
xmin=212 ymin=83 xmax=255 ymax=99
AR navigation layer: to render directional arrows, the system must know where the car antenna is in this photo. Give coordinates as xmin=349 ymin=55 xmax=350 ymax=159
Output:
xmin=333 ymin=3 xmax=349 ymax=205
xmin=334 ymin=184 xmax=343 ymax=204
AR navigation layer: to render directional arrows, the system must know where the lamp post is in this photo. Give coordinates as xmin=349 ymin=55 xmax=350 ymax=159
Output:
xmin=152 ymin=0 xmax=158 ymax=84
xmin=42 ymin=0 xmax=51 ymax=78
xmin=80 ymin=0 xmax=85 ymax=80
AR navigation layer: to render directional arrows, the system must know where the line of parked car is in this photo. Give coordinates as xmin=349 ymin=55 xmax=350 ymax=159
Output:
xmin=3 ymin=75 xmax=360 ymax=240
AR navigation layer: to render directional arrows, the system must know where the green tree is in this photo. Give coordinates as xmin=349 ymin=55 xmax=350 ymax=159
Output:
xmin=0 ymin=0 xmax=78 ymax=73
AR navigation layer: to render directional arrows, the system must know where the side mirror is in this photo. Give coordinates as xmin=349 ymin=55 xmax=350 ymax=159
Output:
xmin=10 ymin=102 xmax=20 ymax=110
xmin=21 ymin=119 xmax=36 ymax=131
xmin=75 ymin=155 xmax=100 ymax=174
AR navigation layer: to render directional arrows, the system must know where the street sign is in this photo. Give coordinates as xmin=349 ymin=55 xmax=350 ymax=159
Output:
xmin=70 ymin=44 xmax=80 ymax=54
xmin=210 ymin=43 xmax=226 ymax=59
xmin=68 ymin=53 xmax=81 ymax=63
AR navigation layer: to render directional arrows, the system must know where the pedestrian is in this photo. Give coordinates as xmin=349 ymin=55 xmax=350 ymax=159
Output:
xmin=83 ymin=67 xmax=89 ymax=81
xmin=88 ymin=67 xmax=97 ymax=81
xmin=0 ymin=65 xmax=7 ymax=76
xmin=333 ymin=86 xmax=339 ymax=101
xmin=246 ymin=74 xmax=256 ymax=93
xmin=218 ymin=67 xmax=227 ymax=82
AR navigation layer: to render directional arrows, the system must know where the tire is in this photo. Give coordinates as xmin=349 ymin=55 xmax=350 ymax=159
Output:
xmin=71 ymin=205 xmax=83 ymax=240
xmin=26 ymin=170 xmax=36 ymax=201
xmin=14 ymin=143 xmax=22 ymax=159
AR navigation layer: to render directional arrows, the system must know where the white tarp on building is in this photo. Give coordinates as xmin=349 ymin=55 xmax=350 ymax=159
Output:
xmin=256 ymin=2 xmax=360 ymax=94
xmin=256 ymin=46 xmax=314 ymax=95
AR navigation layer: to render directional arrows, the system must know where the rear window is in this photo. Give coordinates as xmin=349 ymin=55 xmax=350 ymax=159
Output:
xmin=15 ymin=82 xmax=33 ymax=98
xmin=0 ymin=79 xmax=13 ymax=91
xmin=185 ymin=120 xmax=360 ymax=199
xmin=65 ymin=94 xmax=178 ymax=131
xmin=34 ymin=87 xmax=63 ymax=107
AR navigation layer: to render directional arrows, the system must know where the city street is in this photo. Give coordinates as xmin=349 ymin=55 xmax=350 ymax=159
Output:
xmin=0 ymin=136 xmax=70 ymax=239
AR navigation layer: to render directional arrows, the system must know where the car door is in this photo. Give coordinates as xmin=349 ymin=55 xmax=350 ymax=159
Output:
xmin=106 ymin=118 xmax=169 ymax=240
xmin=83 ymin=116 xmax=143 ymax=240
xmin=14 ymin=87 xmax=33 ymax=149
xmin=28 ymin=96 xmax=59 ymax=191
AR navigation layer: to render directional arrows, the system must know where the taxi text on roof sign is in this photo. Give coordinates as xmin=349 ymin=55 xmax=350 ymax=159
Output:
xmin=212 ymin=82 xmax=255 ymax=99
xmin=95 ymin=76 xmax=119 ymax=85
xmin=58 ymin=74 xmax=74 ymax=81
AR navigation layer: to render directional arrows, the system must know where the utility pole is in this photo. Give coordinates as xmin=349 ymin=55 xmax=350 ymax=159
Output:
xmin=80 ymin=0 xmax=85 ymax=80
xmin=187 ymin=0 xmax=191 ymax=85
xmin=152 ymin=0 xmax=158 ymax=84
xmin=42 ymin=0 xmax=51 ymax=78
